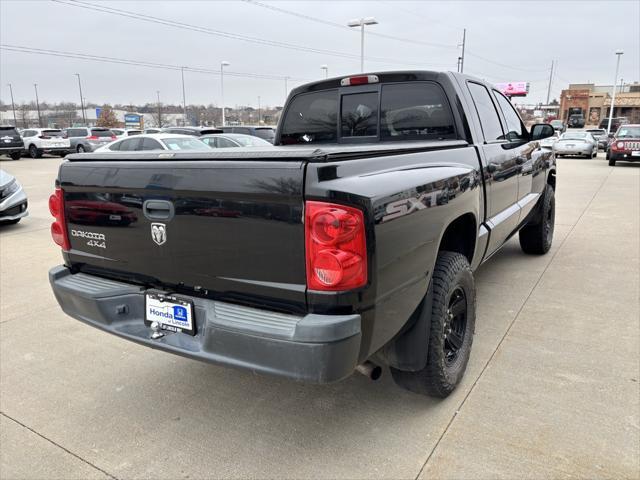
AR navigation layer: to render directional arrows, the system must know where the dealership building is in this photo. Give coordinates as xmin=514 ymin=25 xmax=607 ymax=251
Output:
xmin=559 ymin=82 xmax=640 ymax=125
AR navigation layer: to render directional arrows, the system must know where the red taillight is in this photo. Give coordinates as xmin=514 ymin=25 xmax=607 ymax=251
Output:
xmin=340 ymin=75 xmax=379 ymax=86
xmin=87 ymin=135 xmax=99 ymax=140
xmin=110 ymin=135 xmax=117 ymax=140
xmin=49 ymin=187 xmax=70 ymax=250
xmin=305 ymin=201 xmax=367 ymax=291
xmin=38 ymin=135 xmax=50 ymax=139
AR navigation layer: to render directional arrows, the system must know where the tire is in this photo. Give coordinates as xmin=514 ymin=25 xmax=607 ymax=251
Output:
xmin=0 ymin=218 xmax=21 ymax=225
xmin=9 ymin=152 xmax=21 ymax=160
xmin=391 ymin=251 xmax=476 ymax=398
xmin=58 ymin=152 xmax=68 ymax=158
xmin=609 ymin=158 xmax=616 ymax=166
xmin=591 ymin=148 xmax=597 ymax=158
xmin=519 ymin=184 xmax=555 ymax=255
xmin=77 ymin=145 xmax=86 ymax=153
xmin=28 ymin=145 xmax=42 ymax=159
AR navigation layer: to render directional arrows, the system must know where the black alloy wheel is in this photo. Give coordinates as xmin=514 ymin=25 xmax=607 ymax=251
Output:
xmin=444 ymin=287 xmax=467 ymax=365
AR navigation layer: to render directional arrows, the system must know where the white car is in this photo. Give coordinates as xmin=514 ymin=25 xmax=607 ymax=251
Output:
xmin=20 ymin=128 xmax=71 ymax=158
xmin=0 ymin=169 xmax=28 ymax=224
xmin=110 ymin=128 xmax=143 ymax=139
xmin=95 ymin=133 xmax=211 ymax=152
xmin=553 ymin=132 xmax=598 ymax=158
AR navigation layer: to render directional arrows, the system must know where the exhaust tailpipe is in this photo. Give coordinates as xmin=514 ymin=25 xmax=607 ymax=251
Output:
xmin=355 ymin=361 xmax=382 ymax=381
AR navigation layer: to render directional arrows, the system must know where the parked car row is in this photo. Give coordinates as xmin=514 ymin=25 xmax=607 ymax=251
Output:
xmin=0 ymin=124 xmax=277 ymax=159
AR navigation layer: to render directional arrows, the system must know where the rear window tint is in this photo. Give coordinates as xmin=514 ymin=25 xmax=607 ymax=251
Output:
xmin=341 ymin=92 xmax=378 ymax=138
xmin=254 ymin=128 xmax=275 ymax=141
xmin=280 ymin=90 xmax=338 ymax=144
xmin=43 ymin=129 xmax=64 ymax=136
xmin=381 ymin=83 xmax=456 ymax=141
xmin=0 ymin=127 xmax=18 ymax=134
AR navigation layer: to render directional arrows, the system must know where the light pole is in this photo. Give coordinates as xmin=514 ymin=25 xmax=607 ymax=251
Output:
xmin=220 ymin=61 xmax=230 ymax=127
xmin=7 ymin=83 xmax=17 ymax=127
xmin=257 ymin=95 xmax=261 ymax=125
xmin=347 ymin=17 xmax=378 ymax=72
xmin=606 ymin=50 xmax=624 ymax=135
xmin=74 ymin=73 xmax=87 ymax=126
xmin=284 ymin=76 xmax=290 ymax=100
xmin=181 ymin=66 xmax=187 ymax=126
xmin=156 ymin=90 xmax=162 ymax=127
xmin=321 ymin=64 xmax=328 ymax=78
xmin=33 ymin=83 xmax=42 ymax=127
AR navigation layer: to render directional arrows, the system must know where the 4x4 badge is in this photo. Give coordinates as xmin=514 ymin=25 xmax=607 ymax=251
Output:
xmin=151 ymin=223 xmax=167 ymax=245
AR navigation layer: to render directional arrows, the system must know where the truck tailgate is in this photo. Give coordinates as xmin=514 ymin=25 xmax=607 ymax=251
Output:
xmin=59 ymin=159 xmax=307 ymax=313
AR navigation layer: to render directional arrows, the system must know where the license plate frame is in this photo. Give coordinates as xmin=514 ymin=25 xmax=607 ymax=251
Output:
xmin=144 ymin=292 xmax=195 ymax=336
xmin=631 ymin=151 xmax=640 ymax=157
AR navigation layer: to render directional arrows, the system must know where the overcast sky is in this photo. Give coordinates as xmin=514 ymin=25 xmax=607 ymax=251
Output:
xmin=1 ymin=0 xmax=639 ymax=108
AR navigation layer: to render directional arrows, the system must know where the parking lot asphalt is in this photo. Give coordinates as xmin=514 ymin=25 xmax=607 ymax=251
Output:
xmin=1 ymin=154 xmax=638 ymax=480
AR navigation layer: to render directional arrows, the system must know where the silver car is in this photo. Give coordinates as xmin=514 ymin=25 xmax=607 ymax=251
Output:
xmin=0 ymin=169 xmax=28 ymax=224
xmin=553 ymin=132 xmax=598 ymax=158
xmin=65 ymin=127 xmax=116 ymax=153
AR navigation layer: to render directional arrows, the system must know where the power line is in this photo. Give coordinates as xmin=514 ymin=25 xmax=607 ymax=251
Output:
xmin=241 ymin=0 xmax=458 ymax=50
xmin=0 ymin=45 xmax=311 ymax=82
xmin=51 ymin=0 xmax=443 ymax=69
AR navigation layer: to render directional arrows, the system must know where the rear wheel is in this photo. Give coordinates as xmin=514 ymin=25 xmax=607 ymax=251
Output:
xmin=390 ymin=251 xmax=475 ymax=398
xmin=519 ymin=184 xmax=555 ymax=254
xmin=609 ymin=158 xmax=616 ymax=166
xmin=28 ymin=145 xmax=42 ymax=159
xmin=10 ymin=152 xmax=21 ymax=160
xmin=77 ymin=145 xmax=86 ymax=153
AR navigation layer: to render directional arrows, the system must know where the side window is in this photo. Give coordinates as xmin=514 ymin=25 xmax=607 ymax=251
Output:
xmin=201 ymin=137 xmax=215 ymax=147
xmin=22 ymin=130 xmax=34 ymax=137
xmin=118 ymin=138 xmax=142 ymax=151
xmin=235 ymin=128 xmax=250 ymax=135
xmin=380 ymin=82 xmax=456 ymax=141
xmin=217 ymin=137 xmax=238 ymax=148
xmin=493 ymin=91 xmax=527 ymax=142
xmin=341 ymin=92 xmax=378 ymax=137
xmin=109 ymin=141 xmax=122 ymax=151
xmin=140 ymin=138 xmax=163 ymax=150
xmin=467 ymin=82 xmax=504 ymax=142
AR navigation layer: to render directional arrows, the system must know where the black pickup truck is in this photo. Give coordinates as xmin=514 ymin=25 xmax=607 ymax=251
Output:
xmin=49 ymin=71 xmax=556 ymax=397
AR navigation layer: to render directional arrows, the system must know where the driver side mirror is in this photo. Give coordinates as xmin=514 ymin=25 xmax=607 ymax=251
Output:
xmin=530 ymin=123 xmax=555 ymax=141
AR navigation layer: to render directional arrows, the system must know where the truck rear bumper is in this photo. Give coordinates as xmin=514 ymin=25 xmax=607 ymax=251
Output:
xmin=49 ymin=266 xmax=362 ymax=383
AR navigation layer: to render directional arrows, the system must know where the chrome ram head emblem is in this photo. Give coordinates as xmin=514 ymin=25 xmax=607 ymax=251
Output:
xmin=151 ymin=223 xmax=167 ymax=245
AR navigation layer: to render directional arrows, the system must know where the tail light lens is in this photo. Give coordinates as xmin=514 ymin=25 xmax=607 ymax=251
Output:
xmin=87 ymin=135 xmax=99 ymax=140
xmin=49 ymin=187 xmax=70 ymax=250
xmin=305 ymin=201 xmax=367 ymax=291
xmin=110 ymin=135 xmax=117 ymax=140
xmin=38 ymin=135 xmax=50 ymax=139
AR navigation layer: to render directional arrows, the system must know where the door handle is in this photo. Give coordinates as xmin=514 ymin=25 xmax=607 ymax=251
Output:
xmin=143 ymin=200 xmax=174 ymax=221
xmin=486 ymin=163 xmax=498 ymax=173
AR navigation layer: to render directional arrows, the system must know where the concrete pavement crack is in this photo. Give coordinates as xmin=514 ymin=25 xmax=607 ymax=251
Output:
xmin=413 ymin=167 xmax=615 ymax=480
xmin=0 ymin=412 xmax=119 ymax=480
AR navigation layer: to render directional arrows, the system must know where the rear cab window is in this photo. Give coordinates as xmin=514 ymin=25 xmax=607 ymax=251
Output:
xmin=280 ymin=81 xmax=457 ymax=145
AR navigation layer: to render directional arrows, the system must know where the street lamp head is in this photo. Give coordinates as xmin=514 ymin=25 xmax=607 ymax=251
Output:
xmin=347 ymin=19 xmax=361 ymax=27
xmin=321 ymin=64 xmax=328 ymax=70
xmin=615 ymin=50 xmax=624 ymax=55
xmin=362 ymin=17 xmax=378 ymax=25
xmin=221 ymin=61 xmax=230 ymax=67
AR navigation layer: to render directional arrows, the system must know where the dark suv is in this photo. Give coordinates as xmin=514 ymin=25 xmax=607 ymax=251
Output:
xmin=220 ymin=126 xmax=275 ymax=143
xmin=0 ymin=126 xmax=24 ymax=160
xmin=599 ymin=117 xmax=629 ymax=133
xmin=568 ymin=114 xmax=585 ymax=128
